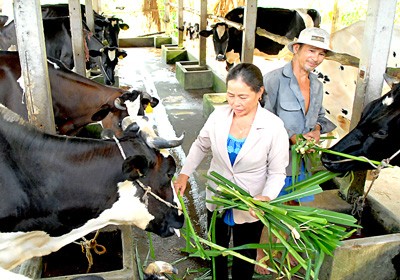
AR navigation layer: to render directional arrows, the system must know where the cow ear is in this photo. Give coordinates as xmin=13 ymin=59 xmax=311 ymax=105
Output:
xmin=120 ymin=23 xmax=129 ymax=30
xmin=199 ymin=30 xmax=213 ymax=38
xmin=89 ymin=49 xmax=102 ymax=58
xmin=91 ymin=105 xmax=111 ymax=121
xmin=118 ymin=50 xmax=128 ymax=59
xmin=0 ymin=15 xmax=8 ymax=28
xmin=123 ymin=155 xmax=149 ymax=179
xmin=149 ymin=97 xmax=159 ymax=108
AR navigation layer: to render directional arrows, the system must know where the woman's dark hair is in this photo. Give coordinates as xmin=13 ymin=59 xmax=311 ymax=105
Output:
xmin=226 ymin=63 xmax=266 ymax=105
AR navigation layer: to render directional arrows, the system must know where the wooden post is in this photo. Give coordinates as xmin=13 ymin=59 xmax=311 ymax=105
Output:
xmin=346 ymin=0 xmax=397 ymax=201
xmin=69 ymin=0 xmax=86 ymax=76
xmin=199 ymin=0 xmax=207 ymax=66
xmin=85 ymin=0 xmax=95 ymax=33
xmin=178 ymin=0 xmax=184 ymax=47
xmin=241 ymin=0 xmax=257 ymax=64
xmin=13 ymin=0 xmax=55 ymax=134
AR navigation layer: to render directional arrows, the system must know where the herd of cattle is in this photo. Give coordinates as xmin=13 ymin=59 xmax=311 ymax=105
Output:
xmin=1 ymin=3 xmax=400 ymax=279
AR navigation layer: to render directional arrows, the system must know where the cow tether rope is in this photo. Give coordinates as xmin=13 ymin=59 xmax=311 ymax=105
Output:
xmin=73 ymin=230 xmax=107 ymax=273
xmin=112 ymin=135 xmax=182 ymax=211
xmin=350 ymin=148 xmax=400 ymax=235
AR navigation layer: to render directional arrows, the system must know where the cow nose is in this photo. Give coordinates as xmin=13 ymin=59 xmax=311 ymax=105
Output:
xmin=216 ymin=54 xmax=226 ymax=61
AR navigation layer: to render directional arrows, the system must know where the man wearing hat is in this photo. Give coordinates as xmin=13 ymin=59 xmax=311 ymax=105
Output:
xmin=255 ymin=27 xmax=336 ymax=275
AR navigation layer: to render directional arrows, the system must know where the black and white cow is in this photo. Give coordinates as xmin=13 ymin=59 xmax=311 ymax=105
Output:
xmin=321 ymin=82 xmax=400 ymax=173
xmin=0 ymin=51 xmax=158 ymax=137
xmin=199 ymin=7 xmax=320 ymax=69
xmin=0 ymin=103 xmax=184 ymax=271
xmin=0 ymin=16 xmax=126 ymax=85
xmin=41 ymin=4 xmax=129 ymax=47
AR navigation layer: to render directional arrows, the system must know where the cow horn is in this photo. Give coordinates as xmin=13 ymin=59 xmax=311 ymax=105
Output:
xmin=142 ymin=131 xmax=185 ymax=149
xmin=114 ymin=98 xmax=126 ymax=110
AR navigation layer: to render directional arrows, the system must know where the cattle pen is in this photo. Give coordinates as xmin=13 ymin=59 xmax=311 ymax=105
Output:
xmin=1 ymin=0 xmax=400 ymax=280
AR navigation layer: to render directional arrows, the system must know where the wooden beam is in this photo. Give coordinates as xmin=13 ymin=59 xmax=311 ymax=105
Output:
xmin=241 ymin=0 xmax=257 ymax=64
xmin=207 ymin=14 xmax=244 ymax=30
xmin=14 ymin=0 xmax=55 ymax=134
xmin=256 ymin=27 xmax=361 ymax=67
xmin=69 ymin=0 xmax=86 ymax=76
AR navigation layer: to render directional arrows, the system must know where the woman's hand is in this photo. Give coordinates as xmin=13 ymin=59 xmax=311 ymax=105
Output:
xmin=173 ymin=174 xmax=189 ymax=196
xmin=249 ymin=195 xmax=271 ymax=218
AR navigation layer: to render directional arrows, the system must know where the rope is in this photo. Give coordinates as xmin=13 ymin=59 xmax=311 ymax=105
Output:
xmin=73 ymin=230 xmax=107 ymax=273
xmin=135 ymin=179 xmax=182 ymax=211
xmin=350 ymin=155 xmax=395 ymax=235
xmin=113 ymin=135 xmax=126 ymax=159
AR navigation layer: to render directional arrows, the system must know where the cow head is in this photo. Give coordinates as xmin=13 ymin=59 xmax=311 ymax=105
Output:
xmin=200 ymin=22 xmax=230 ymax=61
xmin=95 ymin=16 xmax=129 ymax=47
xmin=321 ymin=83 xmax=400 ymax=173
xmin=89 ymin=47 xmax=127 ymax=85
xmin=119 ymin=120 xmax=185 ymax=237
xmin=99 ymin=90 xmax=159 ymax=138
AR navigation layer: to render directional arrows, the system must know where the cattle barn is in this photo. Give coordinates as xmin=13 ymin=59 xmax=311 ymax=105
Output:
xmin=1 ymin=0 xmax=400 ymax=279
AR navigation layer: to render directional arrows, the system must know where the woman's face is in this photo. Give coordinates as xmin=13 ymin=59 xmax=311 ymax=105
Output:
xmin=226 ymin=77 xmax=263 ymax=117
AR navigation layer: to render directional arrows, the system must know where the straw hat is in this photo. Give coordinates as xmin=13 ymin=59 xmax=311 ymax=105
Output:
xmin=287 ymin=27 xmax=332 ymax=53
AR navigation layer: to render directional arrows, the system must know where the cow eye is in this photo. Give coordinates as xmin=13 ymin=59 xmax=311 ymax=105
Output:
xmin=372 ymin=130 xmax=388 ymax=139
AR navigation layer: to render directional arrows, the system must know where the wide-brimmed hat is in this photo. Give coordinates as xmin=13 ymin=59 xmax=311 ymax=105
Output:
xmin=287 ymin=27 xmax=332 ymax=53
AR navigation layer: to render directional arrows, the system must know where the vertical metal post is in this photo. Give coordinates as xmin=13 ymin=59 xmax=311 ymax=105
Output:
xmin=69 ymin=0 xmax=86 ymax=76
xmin=241 ymin=0 xmax=257 ymax=64
xmin=199 ymin=0 xmax=207 ymax=66
xmin=14 ymin=0 xmax=55 ymax=134
xmin=178 ymin=0 xmax=184 ymax=47
xmin=85 ymin=0 xmax=95 ymax=33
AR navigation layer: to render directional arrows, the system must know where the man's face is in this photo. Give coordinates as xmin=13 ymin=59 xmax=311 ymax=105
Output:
xmin=294 ymin=44 xmax=328 ymax=72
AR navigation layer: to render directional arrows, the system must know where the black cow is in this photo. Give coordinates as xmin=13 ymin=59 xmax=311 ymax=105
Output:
xmin=321 ymin=83 xmax=400 ymax=173
xmin=0 ymin=16 xmax=125 ymax=85
xmin=41 ymin=4 xmax=129 ymax=47
xmin=0 ymin=103 xmax=184 ymax=271
xmin=0 ymin=51 xmax=158 ymax=136
xmin=200 ymin=7 xmax=321 ymax=69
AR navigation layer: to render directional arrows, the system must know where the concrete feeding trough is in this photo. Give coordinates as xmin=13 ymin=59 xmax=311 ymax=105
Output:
xmin=161 ymin=44 xmax=188 ymax=64
xmin=15 ymin=225 xmax=137 ymax=280
xmin=202 ymin=93 xmax=227 ymax=118
xmin=119 ymin=37 xmax=154 ymax=48
xmin=175 ymin=61 xmax=213 ymax=90
xmin=154 ymin=36 xmax=172 ymax=48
